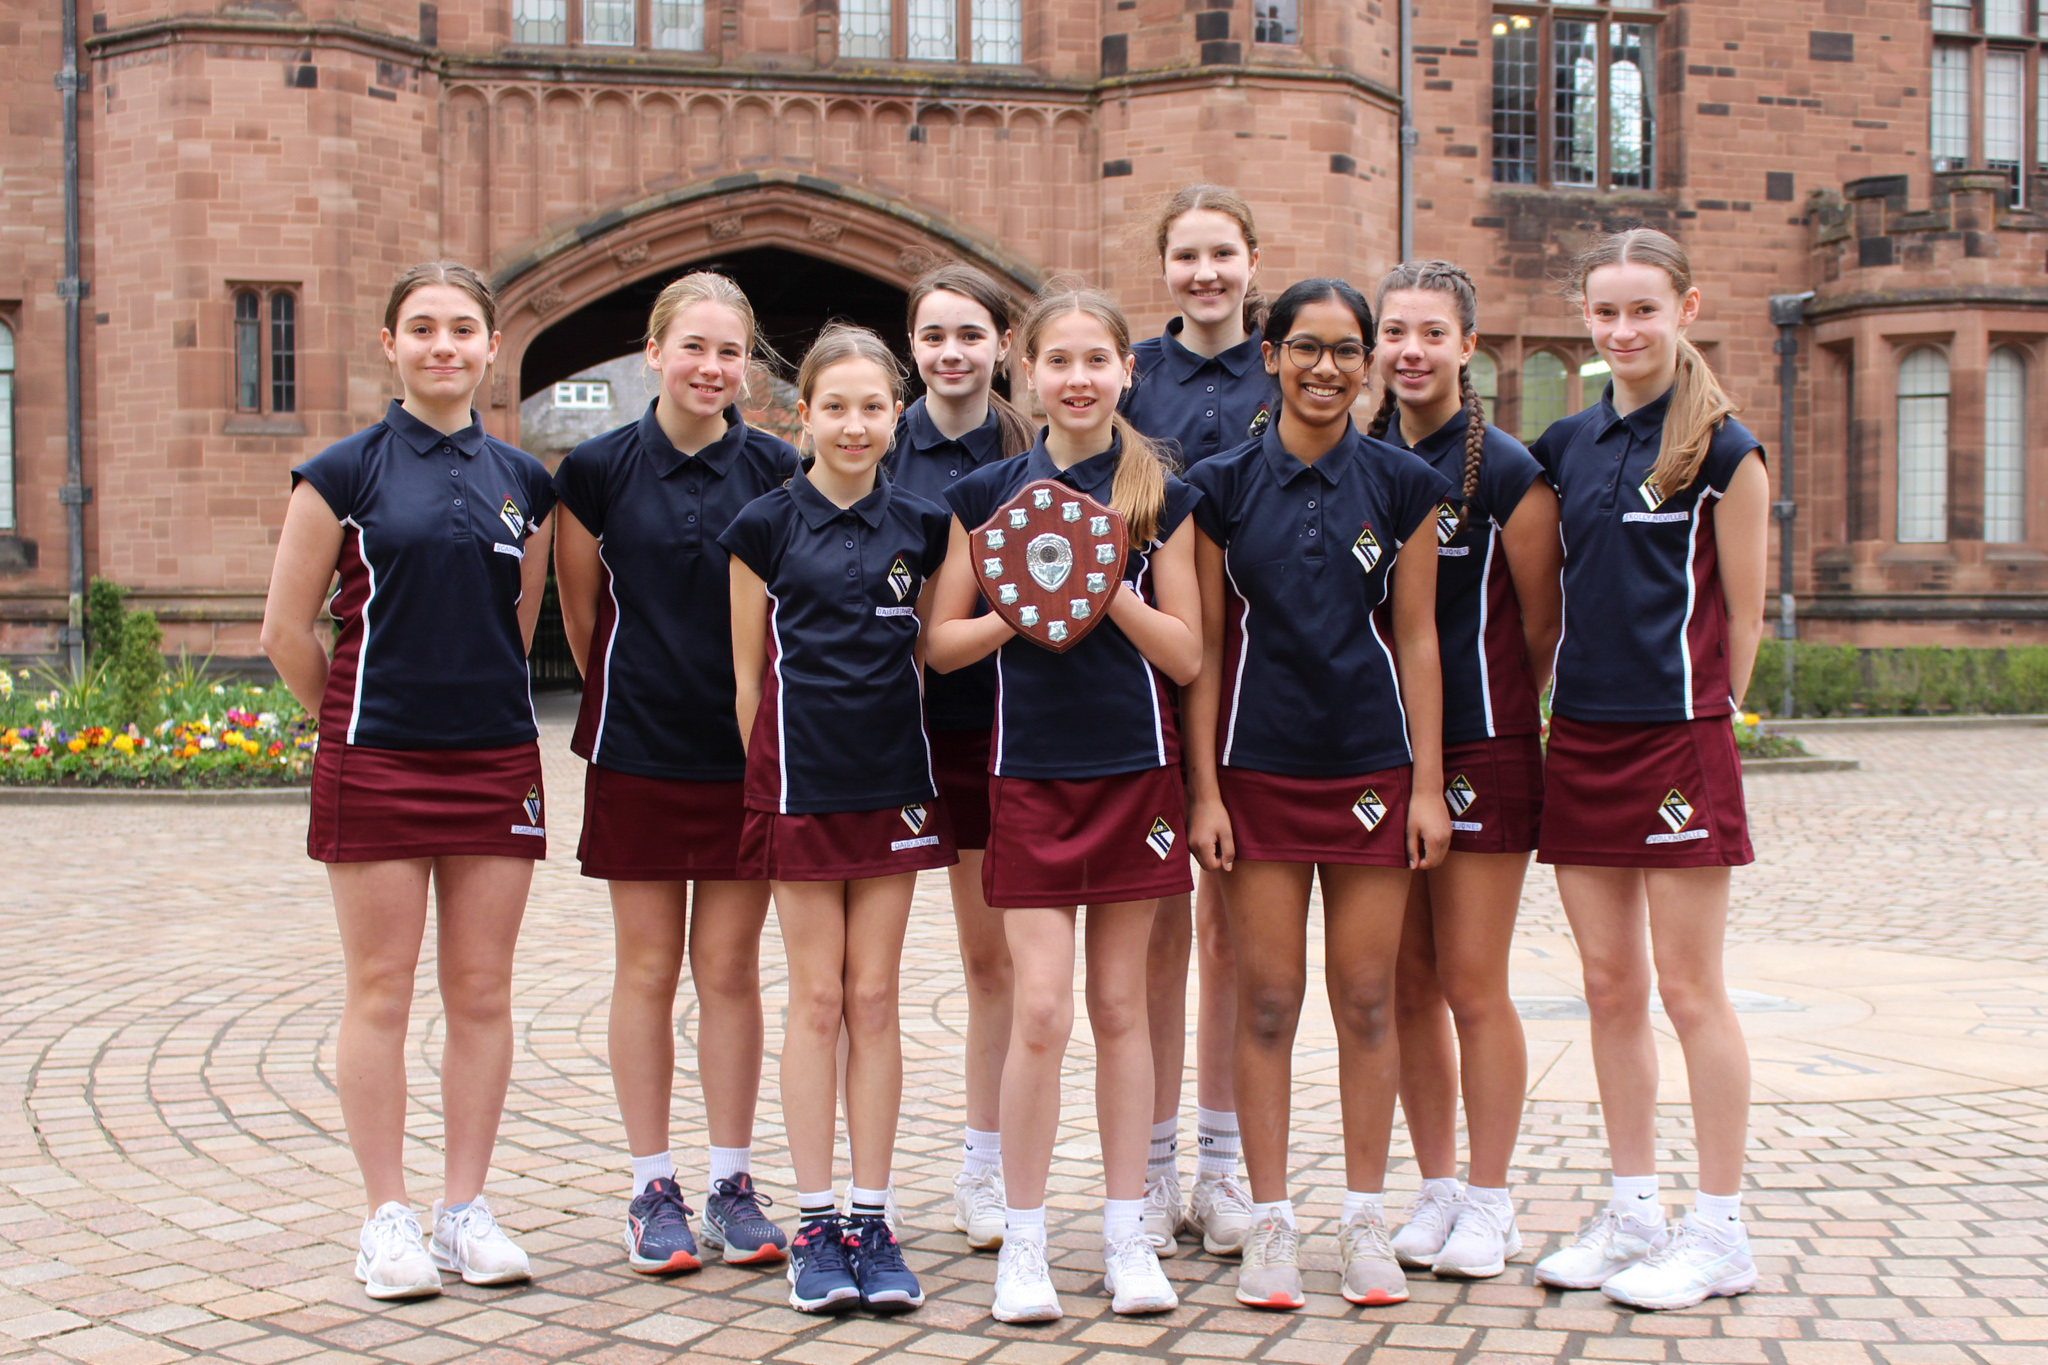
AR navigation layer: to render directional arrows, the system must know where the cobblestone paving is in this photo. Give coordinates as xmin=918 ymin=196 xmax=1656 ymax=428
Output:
xmin=0 ymin=721 xmax=2043 ymax=1364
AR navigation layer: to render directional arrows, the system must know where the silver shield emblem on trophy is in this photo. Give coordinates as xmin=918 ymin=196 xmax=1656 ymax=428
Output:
xmin=1026 ymin=533 xmax=1073 ymax=590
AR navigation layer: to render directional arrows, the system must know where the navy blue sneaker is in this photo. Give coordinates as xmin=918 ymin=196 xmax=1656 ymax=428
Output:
xmin=786 ymin=1216 xmax=861 ymax=1314
xmin=848 ymin=1214 xmax=924 ymax=1312
xmin=623 ymin=1177 xmax=700 ymax=1274
xmin=702 ymin=1174 xmax=789 ymax=1266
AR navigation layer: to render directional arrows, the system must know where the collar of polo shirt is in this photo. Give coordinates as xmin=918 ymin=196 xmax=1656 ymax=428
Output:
xmin=1022 ymin=434 xmax=1122 ymax=496
xmin=1157 ymin=315 xmax=1263 ymax=382
xmin=1259 ymin=419 xmax=1356 ymax=486
xmin=1595 ymin=381 xmax=1676 ymax=441
xmin=637 ymin=399 xmax=749 ymax=479
xmin=385 ymin=398 xmax=487 ymax=457
xmin=903 ymin=397 xmax=1003 ymax=461
xmin=1404 ymin=410 xmax=1472 ymax=459
xmin=789 ymin=468 xmax=891 ymax=528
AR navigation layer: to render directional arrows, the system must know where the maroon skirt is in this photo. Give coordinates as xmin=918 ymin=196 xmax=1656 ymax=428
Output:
xmin=983 ymin=765 xmax=1194 ymax=909
xmin=929 ymin=728 xmax=993 ymax=851
xmin=1537 ymin=716 xmax=1753 ymax=868
xmin=309 ymin=740 xmax=546 ymax=863
xmin=578 ymin=764 xmax=758 ymax=882
xmin=1440 ymin=733 xmax=1544 ymax=856
xmin=1216 ymin=763 xmax=1414 ymax=867
xmin=740 ymin=800 xmax=958 ymax=882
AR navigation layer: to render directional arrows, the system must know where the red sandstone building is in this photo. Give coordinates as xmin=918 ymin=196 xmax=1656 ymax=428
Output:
xmin=3 ymin=0 xmax=2046 ymax=662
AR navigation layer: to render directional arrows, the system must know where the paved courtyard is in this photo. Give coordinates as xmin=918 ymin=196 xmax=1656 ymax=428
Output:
xmin=1 ymin=713 xmax=2044 ymax=1365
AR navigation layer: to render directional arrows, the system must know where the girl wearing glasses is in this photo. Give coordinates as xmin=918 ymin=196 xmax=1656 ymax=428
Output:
xmin=1366 ymin=262 xmax=1561 ymax=1283
xmin=1181 ymin=278 xmax=1452 ymax=1312
xmin=1120 ymin=184 xmax=1278 ymax=1263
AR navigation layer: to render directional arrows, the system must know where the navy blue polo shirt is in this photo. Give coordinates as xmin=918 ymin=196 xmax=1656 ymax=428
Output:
xmin=553 ymin=403 xmax=801 ymax=781
xmin=946 ymin=436 xmax=1201 ymax=780
xmin=719 ymin=473 xmax=952 ymax=815
xmin=1532 ymin=387 xmax=1765 ymax=723
xmin=291 ymin=400 xmax=555 ymax=749
xmin=1123 ymin=319 xmax=1278 ymax=468
xmin=1388 ymin=415 xmax=1546 ymax=743
xmin=1185 ymin=423 xmax=1450 ymax=777
xmin=881 ymin=396 xmax=1010 ymax=732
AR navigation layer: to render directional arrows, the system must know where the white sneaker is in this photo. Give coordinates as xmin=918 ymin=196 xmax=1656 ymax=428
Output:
xmin=953 ymin=1167 xmax=1006 ymax=1251
xmin=1432 ymin=1195 xmax=1523 ymax=1279
xmin=430 ymin=1197 xmax=531 ymax=1286
xmin=1187 ymin=1172 xmax=1255 ymax=1255
xmin=1600 ymin=1215 xmax=1756 ymax=1310
xmin=1534 ymin=1206 xmax=1665 ymax=1290
xmin=355 ymin=1202 xmax=440 ymax=1301
xmin=1142 ymin=1167 xmax=1183 ymax=1257
xmin=991 ymin=1235 xmax=1062 ymax=1323
xmin=1102 ymin=1233 xmax=1178 ymax=1314
xmin=1389 ymin=1181 xmax=1463 ymax=1269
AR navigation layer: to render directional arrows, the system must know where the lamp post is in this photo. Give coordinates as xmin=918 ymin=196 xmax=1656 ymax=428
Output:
xmin=1767 ymin=291 xmax=1813 ymax=719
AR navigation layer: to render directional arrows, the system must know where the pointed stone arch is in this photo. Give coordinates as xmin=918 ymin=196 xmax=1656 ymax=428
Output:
xmin=486 ymin=169 xmax=1043 ymax=436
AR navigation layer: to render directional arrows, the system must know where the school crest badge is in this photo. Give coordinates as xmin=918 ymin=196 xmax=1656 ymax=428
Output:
xmin=887 ymin=555 xmax=915 ymax=603
xmin=513 ymin=784 xmax=545 ymax=837
xmin=901 ymin=803 xmax=929 ymax=835
xmin=1351 ymin=524 xmax=1382 ymax=574
xmin=1145 ymin=816 xmax=1177 ymax=860
xmin=1658 ymin=788 xmax=1693 ymax=833
xmin=499 ymin=498 xmax=526 ymax=537
xmin=1247 ymin=403 xmax=1271 ymax=439
xmin=1434 ymin=502 xmax=1461 ymax=546
xmin=1352 ymin=788 xmax=1388 ymax=831
xmin=1637 ymin=475 xmax=1666 ymax=511
xmin=1444 ymin=774 xmax=1476 ymax=817
xmin=971 ymin=479 xmax=1127 ymax=653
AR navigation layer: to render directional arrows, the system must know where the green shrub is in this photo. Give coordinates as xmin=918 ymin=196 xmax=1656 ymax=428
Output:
xmin=85 ymin=577 xmax=127 ymax=663
xmin=2003 ymin=646 xmax=2048 ymax=712
xmin=79 ymin=576 xmax=163 ymax=730
xmin=1746 ymin=640 xmax=2048 ymax=717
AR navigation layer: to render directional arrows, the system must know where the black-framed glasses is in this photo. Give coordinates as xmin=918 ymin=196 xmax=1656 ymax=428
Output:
xmin=1281 ymin=337 xmax=1369 ymax=373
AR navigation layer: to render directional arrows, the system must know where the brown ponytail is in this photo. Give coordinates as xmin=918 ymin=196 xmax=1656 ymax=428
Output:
xmin=1018 ymin=285 xmax=1170 ymax=546
xmin=1453 ymin=364 xmax=1485 ymax=533
xmin=1564 ymin=228 xmax=1741 ymax=498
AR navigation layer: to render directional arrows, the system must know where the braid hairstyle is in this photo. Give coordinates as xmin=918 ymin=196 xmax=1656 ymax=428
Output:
xmin=1372 ymin=259 xmax=1487 ymax=533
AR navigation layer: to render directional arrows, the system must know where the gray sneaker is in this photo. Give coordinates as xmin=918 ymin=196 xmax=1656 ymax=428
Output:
xmin=1142 ymin=1168 xmax=1183 ymax=1257
xmin=1337 ymin=1209 xmax=1409 ymax=1306
xmin=1233 ymin=1212 xmax=1305 ymax=1310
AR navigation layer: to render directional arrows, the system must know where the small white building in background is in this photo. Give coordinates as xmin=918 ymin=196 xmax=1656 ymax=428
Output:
xmin=518 ymin=356 xmax=660 ymax=466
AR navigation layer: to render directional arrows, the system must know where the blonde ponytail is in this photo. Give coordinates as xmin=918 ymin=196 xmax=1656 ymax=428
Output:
xmin=1649 ymin=337 xmax=1739 ymax=499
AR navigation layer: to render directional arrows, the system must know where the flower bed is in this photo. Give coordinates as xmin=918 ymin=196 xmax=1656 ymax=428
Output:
xmin=0 ymin=666 xmax=316 ymax=789
xmin=1732 ymin=712 xmax=1808 ymax=760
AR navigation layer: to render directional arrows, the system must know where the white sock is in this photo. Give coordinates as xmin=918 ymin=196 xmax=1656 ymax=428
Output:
xmin=1252 ymin=1198 xmax=1295 ymax=1230
xmin=1102 ymin=1197 xmax=1144 ymax=1244
xmin=1005 ymin=1204 xmax=1048 ymax=1244
xmin=797 ymin=1189 xmax=837 ymax=1221
xmin=1610 ymin=1174 xmax=1664 ymax=1226
xmin=708 ymin=1144 xmax=749 ymax=1198
xmin=1195 ymin=1107 xmax=1240 ymax=1179
xmin=848 ymin=1184 xmax=890 ymax=1219
xmin=1421 ymin=1175 xmax=1462 ymax=1201
xmin=1466 ymin=1185 xmax=1511 ymax=1207
xmin=1147 ymin=1118 xmax=1178 ymax=1173
xmin=1342 ymin=1190 xmax=1385 ymax=1222
xmin=1694 ymin=1190 xmax=1743 ymax=1236
xmin=962 ymin=1127 xmax=1002 ymax=1176
xmin=630 ymin=1150 xmax=675 ymax=1198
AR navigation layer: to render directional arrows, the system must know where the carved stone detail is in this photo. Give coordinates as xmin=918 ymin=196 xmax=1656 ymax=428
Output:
xmin=806 ymin=215 xmax=843 ymax=243
xmin=709 ymin=214 xmax=744 ymax=239
xmin=530 ymin=287 xmax=565 ymax=315
xmin=611 ymin=241 xmax=650 ymax=268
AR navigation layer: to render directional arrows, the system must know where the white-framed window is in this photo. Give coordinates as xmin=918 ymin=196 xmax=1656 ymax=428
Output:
xmin=1985 ymin=346 xmax=2027 ymax=543
xmin=1935 ymin=0 xmax=1974 ymax=32
xmin=512 ymin=0 xmax=566 ymax=44
xmin=553 ymin=381 xmax=613 ymax=410
xmin=1521 ymin=351 xmax=1569 ymax=442
xmin=0 ymin=320 xmax=14 ymax=532
xmin=653 ymin=0 xmax=706 ymax=50
xmin=840 ymin=0 xmax=892 ymax=58
xmin=1987 ymin=49 xmax=2027 ymax=197
xmin=1932 ymin=44 xmax=1972 ymax=166
xmin=1897 ymin=347 xmax=1950 ymax=544
xmin=971 ymin=0 xmax=1022 ymax=62
xmin=584 ymin=0 xmax=635 ymax=45
xmin=907 ymin=0 xmax=955 ymax=59
xmin=1254 ymin=0 xmax=1300 ymax=44
xmin=1988 ymin=0 xmax=2028 ymax=35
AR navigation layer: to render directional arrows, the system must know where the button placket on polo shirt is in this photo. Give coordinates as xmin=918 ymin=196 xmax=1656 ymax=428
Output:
xmin=445 ymin=443 xmax=474 ymax=541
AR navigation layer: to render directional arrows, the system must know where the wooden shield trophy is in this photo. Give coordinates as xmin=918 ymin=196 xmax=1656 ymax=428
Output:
xmin=970 ymin=480 xmax=1128 ymax=653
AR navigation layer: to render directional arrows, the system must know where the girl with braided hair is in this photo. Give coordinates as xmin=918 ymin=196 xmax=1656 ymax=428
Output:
xmin=1366 ymin=261 xmax=1561 ymax=1283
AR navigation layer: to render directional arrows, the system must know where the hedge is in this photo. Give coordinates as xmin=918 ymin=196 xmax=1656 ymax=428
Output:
xmin=1743 ymin=642 xmax=2048 ymax=717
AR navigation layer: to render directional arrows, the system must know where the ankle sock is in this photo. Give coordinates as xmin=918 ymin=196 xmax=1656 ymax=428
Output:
xmin=1466 ymin=1184 xmax=1511 ymax=1207
xmin=963 ymin=1127 xmax=1002 ymax=1177
xmin=1005 ymin=1205 xmax=1048 ymax=1244
xmin=630 ymin=1150 xmax=676 ymax=1199
xmin=1420 ymin=1175 xmax=1462 ymax=1201
xmin=797 ymin=1190 xmax=837 ymax=1223
xmin=707 ymin=1145 xmax=750 ymax=1198
xmin=1341 ymin=1190 xmax=1384 ymax=1222
xmin=1252 ymin=1198 xmax=1295 ymax=1230
xmin=1147 ymin=1118 xmax=1178 ymax=1174
xmin=1694 ymin=1190 xmax=1743 ymax=1236
xmin=1195 ymin=1107 xmax=1240 ymax=1179
xmin=848 ymin=1184 xmax=890 ymax=1220
xmin=1610 ymin=1174 xmax=1664 ymax=1226
xmin=1102 ymin=1197 xmax=1144 ymax=1244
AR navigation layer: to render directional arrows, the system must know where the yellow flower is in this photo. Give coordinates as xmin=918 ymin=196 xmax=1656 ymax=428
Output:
xmin=1741 ymin=712 xmax=1760 ymax=727
xmin=66 ymin=738 xmax=86 ymax=753
xmin=112 ymin=735 xmax=136 ymax=754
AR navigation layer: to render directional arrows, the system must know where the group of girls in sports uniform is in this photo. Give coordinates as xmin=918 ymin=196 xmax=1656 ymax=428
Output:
xmin=261 ymin=184 xmax=1769 ymax=1325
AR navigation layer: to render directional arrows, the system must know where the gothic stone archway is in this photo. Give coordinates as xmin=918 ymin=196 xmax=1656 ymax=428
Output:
xmin=486 ymin=171 xmax=1043 ymax=443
